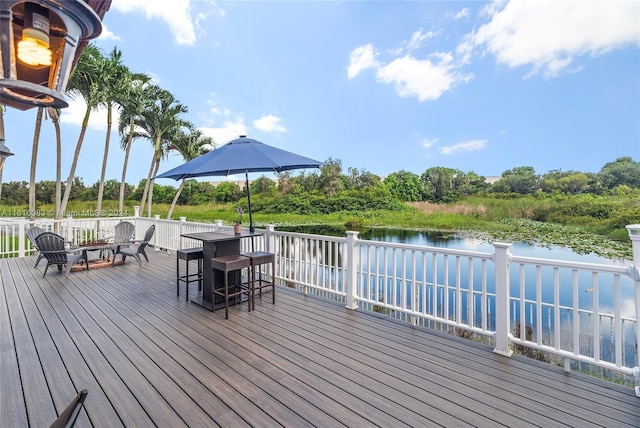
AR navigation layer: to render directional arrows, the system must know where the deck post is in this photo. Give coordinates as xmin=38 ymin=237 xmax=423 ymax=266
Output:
xmin=345 ymin=231 xmax=359 ymax=310
xmin=17 ymin=218 xmax=27 ymax=257
xmin=625 ymin=224 xmax=640 ymax=397
xmin=65 ymin=214 xmax=74 ymax=245
xmin=153 ymin=215 xmax=160 ymax=251
xmin=265 ymin=225 xmax=275 ymax=253
xmin=266 ymin=225 xmax=275 ymax=283
xmin=134 ymin=206 xmax=140 ymax=217
xmin=179 ymin=217 xmax=186 ymax=250
xmin=493 ymin=243 xmax=513 ymax=357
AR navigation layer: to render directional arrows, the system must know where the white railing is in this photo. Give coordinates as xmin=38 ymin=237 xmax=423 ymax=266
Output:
xmin=2 ymin=209 xmax=639 ymax=393
xmin=266 ymin=224 xmax=640 ymax=392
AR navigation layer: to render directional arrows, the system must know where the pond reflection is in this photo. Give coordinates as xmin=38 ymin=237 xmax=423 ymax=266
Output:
xmin=278 ymin=225 xmax=621 ymax=264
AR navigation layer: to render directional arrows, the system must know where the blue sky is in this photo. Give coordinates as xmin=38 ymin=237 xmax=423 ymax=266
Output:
xmin=2 ymin=0 xmax=639 ymax=186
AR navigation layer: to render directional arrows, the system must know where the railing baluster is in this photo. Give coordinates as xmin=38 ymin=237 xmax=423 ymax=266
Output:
xmin=614 ymin=275 xmax=622 ymax=367
xmin=553 ymin=268 xmax=561 ymax=351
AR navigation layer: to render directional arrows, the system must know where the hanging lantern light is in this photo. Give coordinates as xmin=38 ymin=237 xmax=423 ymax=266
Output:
xmin=0 ymin=137 xmax=14 ymax=173
xmin=0 ymin=0 xmax=104 ymax=110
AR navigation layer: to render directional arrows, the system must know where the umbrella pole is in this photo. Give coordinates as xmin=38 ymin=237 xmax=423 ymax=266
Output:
xmin=245 ymin=171 xmax=255 ymax=234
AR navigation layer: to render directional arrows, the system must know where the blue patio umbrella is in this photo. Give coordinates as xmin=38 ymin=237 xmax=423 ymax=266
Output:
xmin=155 ymin=135 xmax=322 ymax=232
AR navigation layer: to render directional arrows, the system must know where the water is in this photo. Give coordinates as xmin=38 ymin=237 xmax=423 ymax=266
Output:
xmin=280 ymin=225 xmax=625 ymax=264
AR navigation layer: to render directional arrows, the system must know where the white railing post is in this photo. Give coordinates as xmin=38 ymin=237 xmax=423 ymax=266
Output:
xmin=179 ymin=216 xmax=186 ymax=249
xmin=65 ymin=214 xmax=74 ymax=245
xmin=214 ymin=220 xmax=223 ymax=231
xmin=493 ymin=242 xmax=513 ymax=357
xmin=265 ymin=224 xmax=275 ymax=253
xmin=153 ymin=215 xmax=160 ymax=251
xmin=625 ymin=224 xmax=640 ymax=397
xmin=345 ymin=231 xmax=359 ymax=310
xmin=133 ymin=206 xmax=140 ymax=217
xmin=17 ymin=218 xmax=27 ymax=257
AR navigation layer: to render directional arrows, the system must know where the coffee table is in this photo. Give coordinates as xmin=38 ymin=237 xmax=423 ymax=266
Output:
xmin=73 ymin=241 xmax=118 ymax=270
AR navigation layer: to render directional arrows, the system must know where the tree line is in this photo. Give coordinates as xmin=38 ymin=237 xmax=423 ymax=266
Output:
xmin=1 ymin=156 xmax=638 ymax=215
xmin=382 ymin=156 xmax=640 ymax=202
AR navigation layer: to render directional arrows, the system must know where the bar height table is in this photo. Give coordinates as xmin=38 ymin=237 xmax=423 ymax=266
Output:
xmin=181 ymin=231 xmax=262 ymax=311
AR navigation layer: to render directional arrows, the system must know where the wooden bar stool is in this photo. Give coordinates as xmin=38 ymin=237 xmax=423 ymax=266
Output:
xmin=242 ymin=251 xmax=275 ymax=311
xmin=211 ymin=254 xmax=251 ymax=319
xmin=176 ymin=247 xmax=203 ymax=301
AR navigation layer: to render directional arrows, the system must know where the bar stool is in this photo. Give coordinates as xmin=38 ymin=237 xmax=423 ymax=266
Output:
xmin=176 ymin=247 xmax=203 ymax=301
xmin=211 ymin=254 xmax=252 ymax=319
xmin=242 ymin=251 xmax=275 ymax=310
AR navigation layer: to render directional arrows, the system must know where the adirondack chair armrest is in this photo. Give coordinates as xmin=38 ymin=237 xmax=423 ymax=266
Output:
xmin=43 ymin=249 xmax=70 ymax=256
xmin=105 ymin=236 xmax=135 ymax=245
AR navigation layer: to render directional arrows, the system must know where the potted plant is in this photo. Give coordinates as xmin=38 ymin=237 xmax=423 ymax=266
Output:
xmin=234 ymin=207 xmax=244 ymax=234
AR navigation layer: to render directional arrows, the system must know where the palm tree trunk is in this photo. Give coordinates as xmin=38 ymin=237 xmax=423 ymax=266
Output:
xmin=96 ymin=104 xmax=112 ymax=216
xmin=29 ymin=107 xmax=44 ymax=222
xmin=146 ymin=135 xmax=164 ymax=217
xmin=147 ymin=157 xmax=161 ymax=217
xmin=60 ymin=107 xmax=91 ymax=216
xmin=167 ymin=178 xmax=186 ymax=219
xmin=139 ymin=153 xmax=156 ymax=215
xmin=118 ymin=120 xmax=135 ymax=213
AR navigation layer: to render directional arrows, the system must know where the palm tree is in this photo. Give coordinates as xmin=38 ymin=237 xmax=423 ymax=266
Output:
xmin=116 ymin=72 xmax=152 ymax=213
xmin=94 ymin=47 xmax=129 ymax=217
xmin=60 ymin=43 xmax=103 ymax=216
xmin=129 ymin=85 xmax=190 ymax=216
xmin=165 ymin=129 xmax=212 ymax=219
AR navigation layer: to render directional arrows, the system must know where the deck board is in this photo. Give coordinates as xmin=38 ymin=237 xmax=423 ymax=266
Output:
xmin=1 ymin=251 xmax=637 ymax=428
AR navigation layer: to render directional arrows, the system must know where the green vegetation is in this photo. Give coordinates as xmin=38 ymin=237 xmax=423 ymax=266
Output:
xmin=2 ymin=190 xmax=637 ymax=260
xmin=1 ymin=157 xmax=638 ymax=260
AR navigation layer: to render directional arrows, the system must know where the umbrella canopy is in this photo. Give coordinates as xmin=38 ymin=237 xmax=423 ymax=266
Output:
xmin=156 ymin=136 xmax=321 ymax=180
xmin=155 ymin=135 xmax=322 ymax=231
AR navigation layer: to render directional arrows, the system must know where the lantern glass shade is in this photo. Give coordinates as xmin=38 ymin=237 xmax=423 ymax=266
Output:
xmin=18 ymin=28 xmax=53 ymax=67
xmin=0 ymin=139 xmax=13 ymax=174
xmin=0 ymin=0 xmax=102 ymax=111
xmin=17 ymin=2 xmax=52 ymax=67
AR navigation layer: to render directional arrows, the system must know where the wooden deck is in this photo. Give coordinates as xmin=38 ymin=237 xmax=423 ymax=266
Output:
xmin=1 ymin=251 xmax=637 ymax=428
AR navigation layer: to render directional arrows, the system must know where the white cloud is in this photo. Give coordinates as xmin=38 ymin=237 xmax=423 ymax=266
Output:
xmin=347 ymin=44 xmax=379 ymax=79
xmin=111 ymin=0 xmax=198 ymax=45
xmin=470 ymin=0 xmax=640 ymax=78
xmin=421 ymin=138 xmax=438 ymax=149
xmin=454 ymin=8 xmax=471 ymax=20
xmin=390 ymin=29 xmax=438 ymax=56
xmin=199 ymin=119 xmax=247 ymax=148
xmin=253 ymin=114 xmax=287 ymax=133
xmin=97 ymin=24 xmax=120 ymax=42
xmin=349 ymin=28 xmax=471 ymax=101
xmin=405 ymin=29 xmax=436 ymax=52
xmin=439 ymin=139 xmax=487 ymax=155
xmin=376 ymin=52 xmax=471 ymax=102
xmin=198 ymin=100 xmax=247 ymax=147
xmin=60 ymin=97 xmax=115 ymax=132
